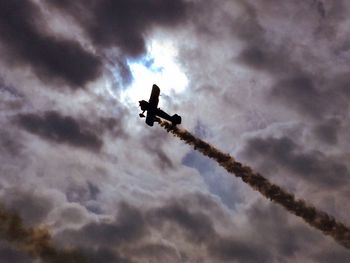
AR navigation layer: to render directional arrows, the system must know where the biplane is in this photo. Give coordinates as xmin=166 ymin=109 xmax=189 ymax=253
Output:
xmin=139 ymin=84 xmax=181 ymax=127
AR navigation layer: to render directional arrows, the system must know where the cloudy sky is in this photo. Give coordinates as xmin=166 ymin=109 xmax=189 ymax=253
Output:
xmin=1 ymin=0 xmax=350 ymax=262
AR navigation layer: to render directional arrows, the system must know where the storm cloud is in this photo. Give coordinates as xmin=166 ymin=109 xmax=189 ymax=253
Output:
xmin=0 ymin=0 xmax=350 ymax=261
xmin=55 ymin=196 xmax=274 ymax=263
xmin=47 ymin=0 xmax=191 ymax=57
xmin=0 ymin=0 xmax=102 ymax=88
xmin=16 ymin=111 xmax=103 ymax=151
xmin=242 ymin=136 xmax=350 ymax=187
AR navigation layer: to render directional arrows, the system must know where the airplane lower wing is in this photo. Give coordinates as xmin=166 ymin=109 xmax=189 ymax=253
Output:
xmin=145 ymin=84 xmax=161 ymax=126
xmin=146 ymin=111 xmax=155 ymax=126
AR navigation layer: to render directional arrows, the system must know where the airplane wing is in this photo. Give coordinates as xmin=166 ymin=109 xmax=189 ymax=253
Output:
xmin=148 ymin=84 xmax=160 ymax=107
xmin=145 ymin=113 xmax=155 ymax=126
xmin=145 ymin=84 xmax=160 ymax=126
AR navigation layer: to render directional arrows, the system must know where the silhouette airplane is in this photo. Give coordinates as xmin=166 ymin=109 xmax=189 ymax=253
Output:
xmin=139 ymin=84 xmax=181 ymax=127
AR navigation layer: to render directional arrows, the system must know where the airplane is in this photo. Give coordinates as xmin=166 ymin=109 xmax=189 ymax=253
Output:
xmin=139 ymin=84 xmax=182 ymax=127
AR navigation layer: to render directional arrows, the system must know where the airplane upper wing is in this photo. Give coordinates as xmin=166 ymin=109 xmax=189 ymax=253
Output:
xmin=145 ymin=84 xmax=160 ymax=126
xmin=148 ymin=84 xmax=160 ymax=108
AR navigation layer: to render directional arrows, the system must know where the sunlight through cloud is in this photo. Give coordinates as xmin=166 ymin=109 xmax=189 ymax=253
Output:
xmin=121 ymin=40 xmax=188 ymax=107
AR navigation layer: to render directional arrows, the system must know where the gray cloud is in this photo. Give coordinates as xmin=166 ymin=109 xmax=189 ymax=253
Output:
xmin=1 ymin=0 xmax=350 ymax=261
xmin=242 ymin=136 xmax=349 ymax=187
xmin=66 ymin=181 xmax=100 ymax=204
xmin=0 ymin=241 xmax=33 ymax=263
xmin=209 ymin=238 xmax=271 ymax=263
xmin=55 ymin=196 xmax=274 ymax=263
xmin=142 ymin=131 xmax=175 ymax=170
xmin=313 ymin=118 xmax=341 ymax=145
xmin=1 ymin=189 xmax=54 ymax=226
xmin=0 ymin=79 xmax=26 ymax=113
xmin=129 ymin=243 xmax=182 ymax=263
xmin=81 ymin=248 xmax=134 ymax=263
xmin=228 ymin=1 xmax=350 ymax=122
xmin=15 ymin=111 xmax=103 ymax=151
xmin=148 ymin=200 xmax=216 ymax=243
xmin=47 ymin=0 xmax=191 ymax=57
xmin=269 ymin=76 xmax=326 ymax=118
xmin=1 ymin=179 xmax=349 ymax=263
xmin=148 ymin=199 xmax=274 ymax=263
xmin=0 ymin=0 xmax=102 ymax=88
xmin=62 ymin=194 xmax=344 ymax=262
xmin=57 ymin=202 xmax=147 ymax=248
xmin=314 ymin=248 xmax=350 ymax=263
xmin=46 ymin=0 xmax=191 ymax=85
xmin=0 ymin=129 xmax=23 ymax=158
xmin=182 ymin=150 xmax=243 ymax=209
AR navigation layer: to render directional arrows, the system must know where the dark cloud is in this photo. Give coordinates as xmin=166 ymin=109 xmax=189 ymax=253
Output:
xmin=245 ymin=199 xmax=338 ymax=263
xmin=148 ymin=201 xmax=216 ymax=243
xmin=23 ymin=187 xmax=348 ymax=262
xmin=313 ymin=118 xmax=341 ymax=145
xmin=314 ymin=248 xmax=350 ymax=263
xmin=130 ymin=243 xmax=181 ymax=262
xmin=0 ymin=0 xmax=101 ymax=88
xmin=209 ymin=238 xmax=271 ymax=263
xmin=332 ymin=73 xmax=350 ymax=98
xmin=2 ymin=189 xmax=54 ymax=226
xmin=248 ymin=201 xmax=350 ymax=262
xmin=48 ymin=0 xmax=191 ymax=57
xmin=0 ymin=129 xmax=23 ymax=157
xmin=46 ymin=0 xmax=191 ymax=86
xmin=1 ymin=0 xmax=350 ymax=261
xmin=269 ymin=73 xmax=350 ymax=120
xmin=230 ymin=1 xmax=291 ymax=66
xmin=246 ymin=201 xmax=312 ymax=256
xmin=231 ymin=1 xmax=350 ymax=123
xmin=0 ymin=241 xmax=33 ymax=263
xmin=54 ymin=196 xmax=274 ymax=262
xmin=99 ymin=117 xmax=128 ymax=139
xmin=242 ymin=136 xmax=350 ymax=187
xmin=237 ymin=41 xmax=297 ymax=76
xmin=16 ymin=111 xmax=103 ymax=151
xmin=81 ymin=248 xmax=134 ymax=263
xmin=270 ymin=76 xmax=325 ymax=118
xmin=316 ymin=1 xmax=327 ymax=18
xmin=232 ymin=4 xmax=321 ymax=119
xmin=149 ymin=199 xmax=273 ymax=263
xmin=57 ymin=203 xmax=147 ymax=248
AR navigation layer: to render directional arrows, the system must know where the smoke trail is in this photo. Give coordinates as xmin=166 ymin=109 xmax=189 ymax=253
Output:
xmin=159 ymin=120 xmax=350 ymax=250
xmin=0 ymin=205 xmax=87 ymax=262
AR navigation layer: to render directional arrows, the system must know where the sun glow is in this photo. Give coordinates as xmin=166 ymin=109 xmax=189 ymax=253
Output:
xmin=121 ymin=40 xmax=188 ymax=107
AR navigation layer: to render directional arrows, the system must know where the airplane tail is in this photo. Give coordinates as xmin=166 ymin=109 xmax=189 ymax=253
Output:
xmin=171 ymin=114 xmax=182 ymax=125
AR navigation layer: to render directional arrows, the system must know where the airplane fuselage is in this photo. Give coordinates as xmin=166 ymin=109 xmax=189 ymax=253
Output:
xmin=139 ymin=100 xmax=173 ymax=126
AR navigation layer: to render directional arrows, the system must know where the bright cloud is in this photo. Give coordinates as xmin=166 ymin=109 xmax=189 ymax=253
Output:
xmin=121 ymin=40 xmax=188 ymax=107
